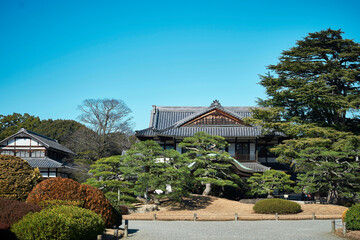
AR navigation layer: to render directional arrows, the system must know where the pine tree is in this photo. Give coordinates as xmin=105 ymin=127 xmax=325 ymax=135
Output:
xmin=179 ymin=132 xmax=241 ymax=196
xmin=86 ymin=155 xmax=136 ymax=206
xmin=123 ymin=140 xmax=191 ymax=202
xmin=248 ymin=29 xmax=360 ymax=203
xmin=247 ymin=170 xmax=293 ymax=198
xmin=258 ymin=28 xmax=360 ymax=132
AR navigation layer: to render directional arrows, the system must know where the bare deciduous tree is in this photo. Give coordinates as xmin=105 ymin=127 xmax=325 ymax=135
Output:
xmin=77 ymin=99 xmax=134 ymax=158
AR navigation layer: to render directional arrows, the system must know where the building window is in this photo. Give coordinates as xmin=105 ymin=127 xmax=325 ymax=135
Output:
xmin=16 ymin=151 xmax=30 ymax=158
xmin=235 ymin=143 xmax=250 ymax=161
xmin=31 ymin=151 xmax=45 ymax=158
xmin=1 ymin=150 xmax=14 ymax=156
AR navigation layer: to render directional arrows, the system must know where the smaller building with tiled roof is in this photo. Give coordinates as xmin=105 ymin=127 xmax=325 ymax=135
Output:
xmin=136 ymin=100 xmax=286 ymax=176
xmin=0 ymin=128 xmax=75 ymax=178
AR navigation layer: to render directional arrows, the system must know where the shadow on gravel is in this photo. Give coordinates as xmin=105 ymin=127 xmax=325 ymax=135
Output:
xmin=161 ymin=195 xmax=213 ymax=211
xmin=128 ymin=229 xmax=139 ymax=234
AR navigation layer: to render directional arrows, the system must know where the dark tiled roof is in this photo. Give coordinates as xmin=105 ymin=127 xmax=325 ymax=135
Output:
xmin=137 ymin=126 xmax=262 ymax=138
xmin=136 ymin=102 xmax=264 ymax=138
xmin=24 ymin=157 xmax=65 ymax=168
xmin=0 ymin=128 xmax=75 ymax=155
xmin=151 ymin=106 xmax=255 ymax=130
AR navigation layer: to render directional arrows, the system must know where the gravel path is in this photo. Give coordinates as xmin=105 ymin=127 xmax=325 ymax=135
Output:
xmin=125 ymin=220 xmax=340 ymax=240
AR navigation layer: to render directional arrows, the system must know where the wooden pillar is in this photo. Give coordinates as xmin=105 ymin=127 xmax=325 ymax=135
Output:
xmin=124 ymin=220 xmax=129 ymax=237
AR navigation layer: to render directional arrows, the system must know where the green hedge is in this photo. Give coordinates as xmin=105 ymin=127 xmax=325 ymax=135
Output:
xmin=38 ymin=199 xmax=84 ymax=208
xmin=11 ymin=205 xmax=105 ymax=240
xmin=253 ymin=198 xmax=302 ymax=214
xmin=0 ymin=155 xmax=43 ymax=201
xmin=345 ymin=203 xmax=360 ymax=230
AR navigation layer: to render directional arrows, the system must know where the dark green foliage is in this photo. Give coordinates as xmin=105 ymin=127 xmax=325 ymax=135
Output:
xmin=111 ymin=204 xmax=124 ymax=227
xmin=247 ymin=170 xmax=293 ymax=197
xmin=0 ymin=155 xmax=43 ymax=201
xmin=179 ymin=132 xmax=241 ymax=196
xmin=86 ymin=155 xmax=136 ymax=206
xmin=247 ymin=29 xmax=360 ymax=204
xmin=345 ymin=204 xmax=360 ymax=230
xmin=11 ymin=205 xmax=105 ymax=240
xmin=0 ymin=113 xmax=41 ymax=140
xmin=38 ymin=199 xmax=84 ymax=208
xmin=123 ymin=140 xmax=192 ymax=202
xmin=258 ymin=29 xmax=360 ymax=133
xmin=33 ymin=119 xmax=85 ymax=145
xmin=253 ymin=199 xmax=301 ymax=214
xmin=0 ymin=113 xmax=84 ymax=147
xmin=26 ymin=177 xmax=116 ymax=227
xmin=0 ymin=198 xmax=42 ymax=227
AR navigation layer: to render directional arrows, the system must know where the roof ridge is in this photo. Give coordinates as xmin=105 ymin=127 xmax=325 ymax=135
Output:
xmin=24 ymin=129 xmax=57 ymax=142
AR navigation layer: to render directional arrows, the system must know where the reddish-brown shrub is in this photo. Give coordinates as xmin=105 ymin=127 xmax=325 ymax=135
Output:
xmin=0 ymin=222 xmax=10 ymax=230
xmin=26 ymin=177 xmax=116 ymax=226
xmin=0 ymin=155 xmax=43 ymax=201
xmin=80 ymin=184 xmax=116 ymax=226
xmin=0 ymin=198 xmax=42 ymax=226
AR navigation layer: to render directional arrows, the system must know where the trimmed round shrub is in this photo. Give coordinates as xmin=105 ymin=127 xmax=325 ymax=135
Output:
xmin=80 ymin=184 xmax=117 ymax=226
xmin=0 ymin=155 xmax=43 ymax=201
xmin=0 ymin=198 xmax=42 ymax=226
xmin=26 ymin=177 xmax=116 ymax=226
xmin=38 ymin=199 xmax=84 ymax=208
xmin=253 ymin=198 xmax=302 ymax=214
xmin=11 ymin=205 xmax=105 ymax=240
xmin=345 ymin=203 xmax=360 ymax=230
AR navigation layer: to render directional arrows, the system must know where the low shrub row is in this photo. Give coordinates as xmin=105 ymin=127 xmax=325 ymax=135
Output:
xmin=253 ymin=198 xmax=302 ymax=214
xmin=12 ymin=205 xmax=105 ymax=240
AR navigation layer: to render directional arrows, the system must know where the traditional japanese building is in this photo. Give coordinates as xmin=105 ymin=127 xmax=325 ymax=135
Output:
xmin=0 ymin=128 xmax=75 ymax=178
xmin=136 ymin=100 xmax=286 ymax=176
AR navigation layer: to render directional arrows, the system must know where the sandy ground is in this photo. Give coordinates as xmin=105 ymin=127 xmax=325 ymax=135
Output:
xmin=335 ymin=228 xmax=360 ymax=240
xmin=124 ymin=195 xmax=347 ymax=221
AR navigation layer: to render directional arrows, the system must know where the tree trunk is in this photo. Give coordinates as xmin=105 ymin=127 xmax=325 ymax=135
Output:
xmin=202 ymin=183 xmax=211 ymax=196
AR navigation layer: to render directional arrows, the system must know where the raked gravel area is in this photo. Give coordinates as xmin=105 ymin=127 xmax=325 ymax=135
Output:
xmin=124 ymin=220 xmax=341 ymax=240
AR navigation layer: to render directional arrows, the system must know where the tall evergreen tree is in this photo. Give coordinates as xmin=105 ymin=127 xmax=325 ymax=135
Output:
xmin=248 ymin=29 xmax=360 ymax=203
xmin=258 ymin=29 xmax=360 ymax=132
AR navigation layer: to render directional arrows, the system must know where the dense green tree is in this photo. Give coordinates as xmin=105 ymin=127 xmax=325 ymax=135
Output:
xmin=179 ymin=132 xmax=241 ymax=196
xmin=273 ymin=127 xmax=360 ymax=203
xmin=258 ymin=28 xmax=360 ymax=132
xmin=248 ymin=29 xmax=360 ymax=203
xmin=123 ymin=140 xmax=191 ymax=202
xmin=86 ymin=155 xmax=136 ymax=206
xmin=33 ymin=119 xmax=84 ymax=144
xmin=0 ymin=113 xmax=41 ymax=140
xmin=247 ymin=170 xmax=293 ymax=198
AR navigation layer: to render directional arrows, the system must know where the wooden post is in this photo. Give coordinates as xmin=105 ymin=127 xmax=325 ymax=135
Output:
xmin=153 ymin=213 xmax=157 ymax=221
xmin=312 ymin=212 xmax=316 ymax=220
xmin=331 ymin=220 xmax=335 ymax=233
xmin=124 ymin=220 xmax=129 ymax=238
xmin=194 ymin=213 xmax=197 ymax=221
xmin=97 ymin=235 xmax=102 ymax=240
xmin=235 ymin=213 xmax=238 ymax=221
xmin=343 ymin=222 xmax=347 ymax=237
xmin=275 ymin=213 xmax=278 ymax=221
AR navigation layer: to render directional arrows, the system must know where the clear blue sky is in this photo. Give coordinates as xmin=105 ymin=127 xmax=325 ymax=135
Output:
xmin=1 ymin=0 xmax=359 ymax=130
